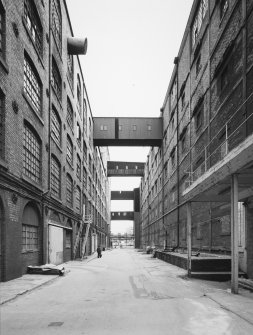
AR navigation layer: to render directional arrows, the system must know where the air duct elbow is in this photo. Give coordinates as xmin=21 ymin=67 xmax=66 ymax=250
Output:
xmin=67 ymin=37 xmax=88 ymax=55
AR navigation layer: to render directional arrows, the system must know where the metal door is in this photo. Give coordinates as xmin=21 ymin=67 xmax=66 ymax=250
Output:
xmin=48 ymin=225 xmax=63 ymax=265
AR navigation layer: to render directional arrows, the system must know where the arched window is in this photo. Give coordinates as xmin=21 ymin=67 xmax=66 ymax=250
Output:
xmin=22 ymin=203 xmax=39 ymax=252
xmin=24 ymin=53 xmax=42 ymax=114
xmin=77 ymin=74 xmax=81 ymax=112
xmin=51 ymin=106 xmax=61 ymax=146
xmin=0 ymin=1 xmax=6 ymax=59
xmin=76 ymin=154 xmax=81 ymax=180
xmin=51 ymin=155 xmax=61 ymax=198
xmin=66 ymin=174 xmax=73 ymax=207
xmin=23 ymin=122 xmax=41 ymax=183
xmin=0 ymin=89 xmax=5 ymax=159
xmin=52 ymin=0 xmax=61 ymax=51
xmin=67 ymin=54 xmax=73 ymax=89
xmin=76 ymin=186 xmax=81 ymax=212
xmin=24 ymin=0 xmax=43 ymax=55
xmin=52 ymin=57 xmax=62 ymax=100
xmin=83 ymin=98 xmax=87 ymax=133
xmin=66 ymin=135 xmax=73 ymax=165
xmin=67 ymin=97 xmax=73 ymax=129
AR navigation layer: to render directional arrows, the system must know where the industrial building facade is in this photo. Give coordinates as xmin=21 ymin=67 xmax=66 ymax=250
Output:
xmin=140 ymin=0 xmax=253 ymax=280
xmin=0 ymin=0 xmax=110 ymax=281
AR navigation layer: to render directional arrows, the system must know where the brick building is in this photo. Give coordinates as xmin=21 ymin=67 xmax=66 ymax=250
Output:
xmin=140 ymin=0 xmax=253 ymax=281
xmin=0 ymin=0 xmax=110 ymax=281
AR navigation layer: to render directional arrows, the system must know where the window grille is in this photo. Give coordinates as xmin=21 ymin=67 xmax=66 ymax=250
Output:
xmin=23 ymin=124 xmax=41 ymax=183
xmin=22 ymin=225 xmax=38 ymax=251
xmin=77 ymin=123 xmax=81 ymax=147
xmin=77 ymin=75 xmax=81 ymax=111
xmin=66 ymin=135 xmax=73 ymax=165
xmin=51 ymin=107 xmax=61 ymax=146
xmin=51 ymin=155 xmax=61 ymax=198
xmin=0 ymin=92 xmax=4 ymax=159
xmin=0 ymin=2 xmax=5 ymax=59
xmin=24 ymin=56 xmax=42 ymax=114
xmin=67 ymin=98 xmax=73 ymax=129
xmin=192 ymin=0 xmax=208 ymax=47
xmin=83 ymin=167 xmax=87 ymax=188
xmin=52 ymin=58 xmax=62 ymax=100
xmin=24 ymin=0 xmax=43 ymax=55
xmin=83 ymin=99 xmax=87 ymax=133
xmin=77 ymin=154 xmax=81 ymax=180
xmin=220 ymin=0 xmax=229 ymax=20
xmin=83 ymin=142 xmax=87 ymax=162
xmin=66 ymin=174 xmax=73 ymax=207
xmin=52 ymin=0 xmax=61 ymax=51
xmin=67 ymin=54 xmax=73 ymax=89
xmin=76 ymin=186 xmax=81 ymax=212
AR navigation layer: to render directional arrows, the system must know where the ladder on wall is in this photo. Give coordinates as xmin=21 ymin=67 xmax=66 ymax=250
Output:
xmin=73 ymin=215 xmax=92 ymax=259
xmin=81 ymin=215 xmax=92 ymax=259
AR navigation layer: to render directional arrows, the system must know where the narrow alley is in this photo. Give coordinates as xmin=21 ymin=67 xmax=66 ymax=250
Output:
xmin=1 ymin=248 xmax=253 ymax=335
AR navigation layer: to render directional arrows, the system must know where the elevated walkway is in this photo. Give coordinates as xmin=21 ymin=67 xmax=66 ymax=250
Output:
xmin=107 ymin=161 xmax=144 ymax=177
xmin=111 ymin=211 xmax=134 ymax=220
xmin=93 ymin=117 xmax=163 ymax=146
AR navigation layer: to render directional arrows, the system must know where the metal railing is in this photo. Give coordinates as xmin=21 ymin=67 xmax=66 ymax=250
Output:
xmin=184 ymin=93 xmax=253 ymax=189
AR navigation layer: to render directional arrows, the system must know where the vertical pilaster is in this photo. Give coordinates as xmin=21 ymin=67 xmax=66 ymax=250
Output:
xmin=187 ymin=202 xmax=192 ymax=277
xmin=231 ymin=174 xmax=239 ymax=294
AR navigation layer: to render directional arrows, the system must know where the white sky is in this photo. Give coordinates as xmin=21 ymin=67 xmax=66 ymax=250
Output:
xmin=66 ymin=0 xmax=193 ymax=234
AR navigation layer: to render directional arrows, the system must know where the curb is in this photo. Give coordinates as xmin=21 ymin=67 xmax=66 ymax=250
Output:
xmin=0 ymin=275 xmax=60 ymax=306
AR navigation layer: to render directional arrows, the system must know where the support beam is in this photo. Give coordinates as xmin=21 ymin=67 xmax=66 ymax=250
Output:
xmin=187 ymin=202 xmax=192 ymax=277
xmin=231 ymin=174 xmax=239 ymax=294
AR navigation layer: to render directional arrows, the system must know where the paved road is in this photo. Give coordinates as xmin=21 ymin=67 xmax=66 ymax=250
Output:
xmin=1 ymin=248 xmax=253 ymax=335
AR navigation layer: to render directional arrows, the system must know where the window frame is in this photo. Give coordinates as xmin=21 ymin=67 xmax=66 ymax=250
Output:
xmin=51 ymin=106 xmax=61 ymax=147
xmin=23 ymin=123 xmax=41 ymax=183
xmin=22 ymin=224 xmax=38 ymax=252
xmin=24 ymin=0 xmax=43 ymax=56
xmin=52 ymin=0 xmax=62 ymax=52
xmin=66 ymin=135 xmax=73 ymax=166
xmin=24 ymin=54 xmax=42 ymax=114
xmin=0 ymin=1 xmax=6 ymax=60
xmin=66 ymin=173 xmax=73 ymax=207
xmin=67 ymin=98 xmax=74 ymax=130
xmin=52 ymin=57 xmax=62 ymax=101
xmin=50 ymin=155 xmax=61 ymax=198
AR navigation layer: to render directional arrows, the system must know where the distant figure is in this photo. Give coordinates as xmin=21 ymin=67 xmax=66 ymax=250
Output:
xmin=97 ymin=246 xmax=102 ymax=258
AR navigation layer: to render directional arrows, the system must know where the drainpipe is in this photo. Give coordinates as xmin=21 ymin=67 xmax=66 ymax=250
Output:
xmin=174 ymin=56 xmax=180 ymax=250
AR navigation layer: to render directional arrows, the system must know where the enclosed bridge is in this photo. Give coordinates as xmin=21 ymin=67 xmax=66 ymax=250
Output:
xmin=93 ymin=117 xmax=163 ymax=146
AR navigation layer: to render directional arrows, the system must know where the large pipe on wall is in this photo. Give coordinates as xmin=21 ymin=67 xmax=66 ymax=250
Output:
xmin=67 ymin=37 xmax=88 ymax=55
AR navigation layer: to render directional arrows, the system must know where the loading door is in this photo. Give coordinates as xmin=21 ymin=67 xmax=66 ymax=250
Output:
xmin=48 ymin=225 xmax=63 ymax=265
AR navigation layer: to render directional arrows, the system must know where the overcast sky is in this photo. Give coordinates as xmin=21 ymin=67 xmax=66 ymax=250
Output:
xmin=66 ymin=0 xmax=193 ymax=234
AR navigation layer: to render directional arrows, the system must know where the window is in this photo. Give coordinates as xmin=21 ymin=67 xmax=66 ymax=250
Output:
xmin=77 ymin=123 xmax=81 ymax=148
xmin=66 ymin=174 xmax=73 ymax=207
xmin=83 ymin=167 xmax=87 ymax=188
xmin=52 ymin=57 xmax=62 ymax=100
xmin=22 ymin=225 xmax=38 ymax=251
xmin=220 ymin=66 xmax=229 ymax=91
xmin=196 ymin=54 xmax=201 ymax=76
xmin=119 ymin=125 xmax=122 ymax=131
xmin=76 ymin=186 xmax=81 ymax=212
xmin=0 ymin=91 xmax=5 ymax=159
xmin=51 ymin=155 xmax=61 ymax=198
xmin=133 ymin=125 xmax=137 ymax=131
xmin=67 ymin=54 xmax=73 ymax=89
xmin=147 ymin=125 xmax=152 ymax=131
xmin=24 ymin=0 xmax=43 ymax=55
xmin=220 ymin=0 xmax=229 ymax=20
xmin=171 ymin=150 xmax=176 ymax=168
xmin=83 ymin=141 xmax=87 ymax=162
xmin=0 ymin=2 xmax=6 ymax=59
xmin=192 ymin=0 xmax=208 ymax=47
xmin=181 ymin=92 xmax=185 ymax=108
xmin=23 ymin=123 xmax=41 ymax=183
xmin=52 ymin=0 xmax=61 ymax=51
xmin=83 ymin=98 xmax=87 ymax=133
xmin=51 ymin=107 xmax=61 ymax=146
xmin=195 ymin=109 xmax=203 ymax=130
xmin=181 ymin=133 xmax=186 ymax=152
xmin=67 ymin=98 xmax=74 ymax=129
xmin=77 ymin=154 xmax=81 ymax=180
xmin=66 ymin=135 xmax=73 ymax=165
xmin=100 ymin=125 xmax=108 ymax=131
xmin=170 ymin=79 xmax=177 ymax=107
xmin=77 ymin=75 xmax=81 ymax=111
xmin=66 ymin=230 xmax=71 ymax=248
xmin=24 ymin=55 xmax=42 ymax=114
